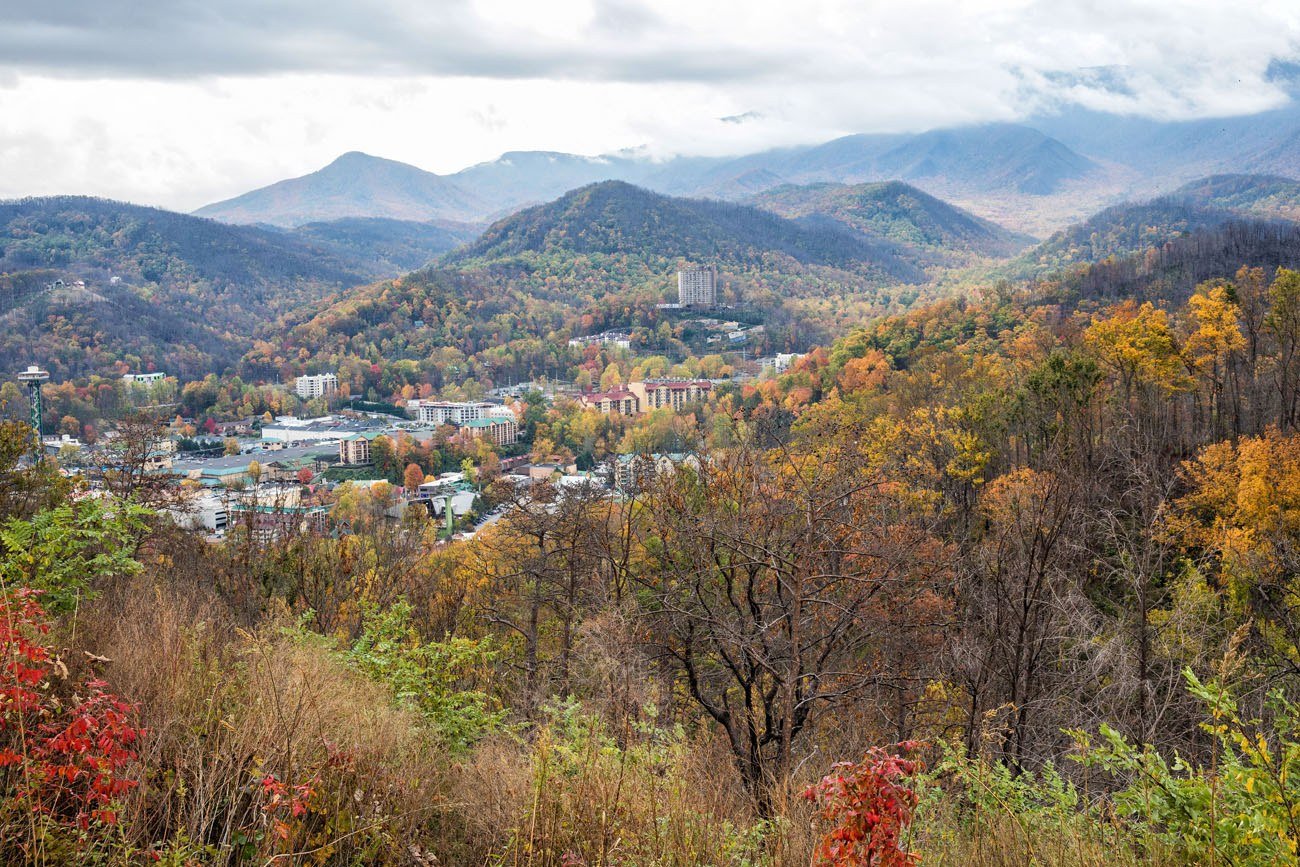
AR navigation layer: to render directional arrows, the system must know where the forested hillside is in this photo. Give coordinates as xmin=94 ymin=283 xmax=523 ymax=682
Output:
xmin=1173 ymin=173 xmax=1300 ymax=218
xmin=751 ymin=180 xmax=1033 ymax=263
xmin=1055 ymin=219 xmax=1300 ymax=302
xmin=288 ymin=216 xmax=482 ymax=273
xmin=257 ymin=181 xmax=943 ymax=390
xmin=0 ymin=197 xmax=373 ymax=378
xmin=1003 ymin=175 xmax=1300 ymax=283
xmin=447 ymin=180 xmax=919 ymax=276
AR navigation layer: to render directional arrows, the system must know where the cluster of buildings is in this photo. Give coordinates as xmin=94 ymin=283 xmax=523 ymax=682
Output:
xmin=756 ymin=352 xmax=804 ymax=375
xmin=576 ymin=378 xmax=713 ymax=416
xmin=567 ymin=330 xmax=632 ymax=351
xmin=405 ymin=400 xmax=520 ymax=447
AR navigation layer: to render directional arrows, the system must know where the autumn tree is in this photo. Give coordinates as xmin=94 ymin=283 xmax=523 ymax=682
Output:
xmin=469 ymin=480 xmax=616 ymax=715
xmin=636 ymin=442 xmax=946 ymax=813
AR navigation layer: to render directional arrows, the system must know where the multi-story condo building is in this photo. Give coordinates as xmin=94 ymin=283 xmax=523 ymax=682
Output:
xmin=628 ymin=379 xmax=712 ymax=412
xmin=576 ymin=390 xmax=640 ymax=415
xmin=407 ymin=400 xmax=502 ymax=426
xmin=460 ymin=417 xmax=519 ymax=447
xmin=677 ymin=266 xmax=717 ymax=307
xmin=295 ymin=373 xmax=338 ymax=400
xmin=339 ymin=432 xmax=385 ymax=465
xmin=611 ymin=452 xmax=702 ymax=493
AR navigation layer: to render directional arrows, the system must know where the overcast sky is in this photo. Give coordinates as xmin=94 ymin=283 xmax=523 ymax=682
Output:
xmin=2 ymin=0 xmax=1298 ymax=211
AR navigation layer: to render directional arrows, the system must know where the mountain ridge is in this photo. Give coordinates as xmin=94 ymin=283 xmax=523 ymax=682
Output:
xmin=194 ymin=122 xmax=1111 ymax=231
xmin=748 ymin=180 xmax=1034 ymax=263
xmin=194 ymin=152 xmax=485 ymax=227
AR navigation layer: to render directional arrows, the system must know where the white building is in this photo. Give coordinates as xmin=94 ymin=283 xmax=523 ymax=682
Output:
xmin=407 ymin=400 xmax=508 ymax=426
xmin=165 ymin=491 xmax=230 ymax=534
xmin=568 ymin=330 xmax=632 ymax=350
xmin=295 ymin=373 xmax=338 ymax=400
xmin=261 ymin=415 xmax=378 ymax=444
xmin=123 ymin=372 xmax=166 ymax=385
xmin=678 ymin=267 xmax=717 ymax=307
xmin=762 ymin=352 xmax=803 ymax=374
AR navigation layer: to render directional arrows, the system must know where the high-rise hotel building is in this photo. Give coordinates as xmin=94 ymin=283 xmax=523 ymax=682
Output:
xmin=677 ymin=266 xmax=717 ymax=307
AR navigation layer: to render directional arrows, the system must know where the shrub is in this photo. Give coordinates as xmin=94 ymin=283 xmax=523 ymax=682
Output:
xmin=341 ymin=599 xmax=504 ymax=752
xmin=1074 ymin=667 xmax=1300 ymax=866
xmin=0 ymin=588 xmax=143 ymax=860
xmin=802 ymin=742 xmax=923 ymax=867
xmin=0 ymin=497 xmax=149 ymax=614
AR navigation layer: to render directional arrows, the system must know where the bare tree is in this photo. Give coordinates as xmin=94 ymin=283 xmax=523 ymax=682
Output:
xmin=635 ymin=442 xmax=946 ymax=814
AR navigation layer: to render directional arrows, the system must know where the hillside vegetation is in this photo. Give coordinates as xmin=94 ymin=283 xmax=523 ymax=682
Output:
xmin=288 ymin=216 xmax=481 ymax=273
xmin=260 ymin=181 xmax=944 ymax=390
xmin=0 ymin=196 xmax=376 ymax=378
xmin=11 ymin=248 xmax=1300 ymax=863
xmin=751 ymin=180 xmax=1033 ymax=263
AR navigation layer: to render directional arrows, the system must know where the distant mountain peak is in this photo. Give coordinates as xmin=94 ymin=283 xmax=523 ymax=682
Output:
xmin=194 ymin=152 xmax=481 ymax=227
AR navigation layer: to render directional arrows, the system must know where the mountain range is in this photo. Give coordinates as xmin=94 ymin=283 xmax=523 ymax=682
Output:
xmin=749 ymin=181 xmax=1034 ymax=264
xmin=10 ymin=163 xmax=1300 ymax=384
xmin=194 ymin=104 xmax=1300 ymax=237
xmin=195 ymin=125 xmax=1108 ymax=233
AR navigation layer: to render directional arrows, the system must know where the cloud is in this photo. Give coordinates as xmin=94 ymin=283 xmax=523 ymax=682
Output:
xmin=0 ymin=0 xmax=790 ymax=83
xmin=1 ymin=0 xmax=1299 ymax=209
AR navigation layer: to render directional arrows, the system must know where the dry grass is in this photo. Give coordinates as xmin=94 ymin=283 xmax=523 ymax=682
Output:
xmin=452 ymin=716 xmax=795 ymax=867
xmin=75 ymin=576 xmax=453 ymax=864
xmin=55 ymin=578 xmax=1187 ymax=867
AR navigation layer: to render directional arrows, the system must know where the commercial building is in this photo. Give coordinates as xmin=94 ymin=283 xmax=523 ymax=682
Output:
xmin=261 ymin=415 xmax=380 ymax=445
xmin=122 ymin=372 xmax=166 ymax=385
xmin=628 ymin=379 xmax=712 ymax=412
xmin=171 ymin=444 xmax=335 ymax=487
xmin=228 ymin=486 xmax=329 ymax=542
xmin=294 ymin=373 xmax=338 ymax=400
xmin=163 ymin=491 xmax=230 ymax=534
xmin=677 ymin=267 xmax=717 ymax=307
xmin=576 ymin=390 xmax=639 ymax=415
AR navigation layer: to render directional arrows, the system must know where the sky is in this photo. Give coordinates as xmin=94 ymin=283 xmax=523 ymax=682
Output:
xmin=2 ymin=0 xmax=1299 ymax=211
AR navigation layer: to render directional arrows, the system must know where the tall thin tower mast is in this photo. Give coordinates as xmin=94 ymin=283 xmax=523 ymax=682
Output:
xmin=17 ymin=365 xmax=50 ymax=461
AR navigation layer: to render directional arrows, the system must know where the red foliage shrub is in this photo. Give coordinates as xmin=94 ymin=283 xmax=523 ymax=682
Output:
xmin=0 ymin=588 xmax=143 ymax=834
xmin=802 ymin=742 xmax=924 ymax=867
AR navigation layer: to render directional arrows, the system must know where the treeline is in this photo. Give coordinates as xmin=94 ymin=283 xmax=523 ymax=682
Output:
xmin=1059 ymin=218 xmax=1300 ymax=303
